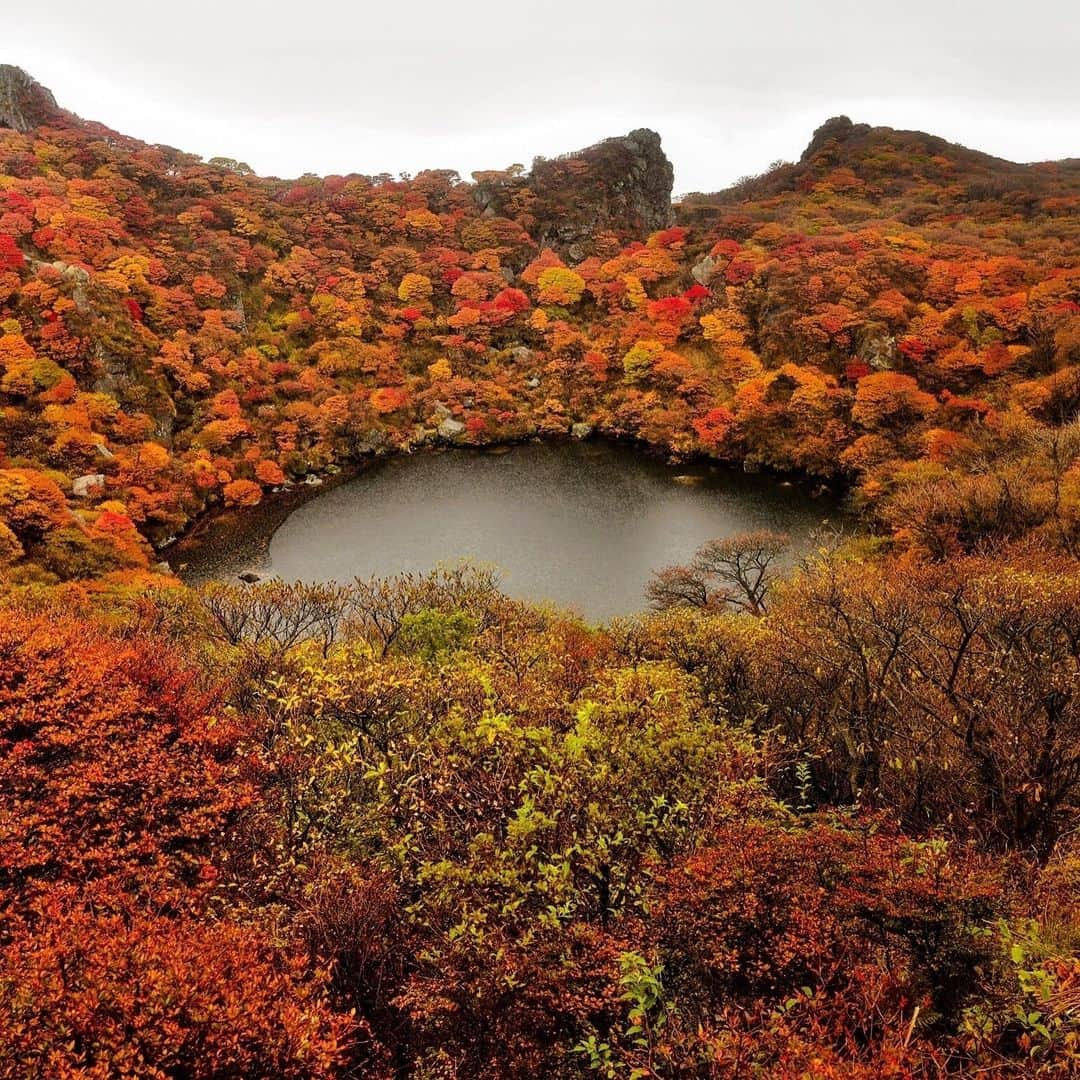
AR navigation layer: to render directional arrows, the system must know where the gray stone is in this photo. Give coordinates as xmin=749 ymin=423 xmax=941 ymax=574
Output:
xmin=72 ymin=473 xmax=105 ymax=498
xmin=525 ymin=376 xmax=541 ymax=389
xmin=691 ymin=254 xmax=720 ymax=285
xmin=571 ymin=422 xmax=594 ymax=440
xmin=438 ymin=418 xmax=467 ymax=440
xmin=304 ymin=474 xmax=324 ymax=486
xmin=471 ymin=128 xmax=674 ymax=259
xmin=862 ymin=335 xmax=897 ymax=371
xmin=354 ymin=430 xmax=386 ymax=455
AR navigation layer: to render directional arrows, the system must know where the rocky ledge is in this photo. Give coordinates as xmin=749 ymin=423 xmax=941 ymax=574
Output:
xmin=474 ymin=128 xmax=675 ymax=258
xmin=0 ymin=65 xmax=62 ymax=132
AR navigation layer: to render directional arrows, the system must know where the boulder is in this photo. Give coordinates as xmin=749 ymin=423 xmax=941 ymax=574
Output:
xmin=438 ymin=418 xmax=467 ymax=440
xmin=353 ymin=430 xmax=386 ymax=455
xmin=691 ymin=254 xmax=720 ymax=285
xmin=571 ymin=422 xmax=594 ymax=440
xmin=72 ymin=473 xmax=105 ymax=498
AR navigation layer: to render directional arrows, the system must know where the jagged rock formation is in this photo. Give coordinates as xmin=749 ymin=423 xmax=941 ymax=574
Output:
xmin=474 ymin=128 xmax=675 ymax=259
xmin=800 ymin=115 xmax=871 ymax=161
xmin=0 ymin=65 xmax=61 ymax=132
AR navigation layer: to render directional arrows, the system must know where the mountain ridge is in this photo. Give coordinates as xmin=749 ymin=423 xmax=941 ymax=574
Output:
xmin=8 ymin=64 xmax=1076 ymax=215
xmin=1 ymin=65 xmax=676 ymax=256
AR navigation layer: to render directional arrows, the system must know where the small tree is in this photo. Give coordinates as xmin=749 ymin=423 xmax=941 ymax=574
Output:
xmin=200 ymin=579 xmax=350 ymax=654
xmin=647 ymin=531 xmax=789 ymax=616
xmin=645 ymin=564 xmax=710 ymax=611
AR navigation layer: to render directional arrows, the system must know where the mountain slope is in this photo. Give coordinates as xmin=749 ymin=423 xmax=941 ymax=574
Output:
xmin=0 ymin=68 xmax=1078 ymax=580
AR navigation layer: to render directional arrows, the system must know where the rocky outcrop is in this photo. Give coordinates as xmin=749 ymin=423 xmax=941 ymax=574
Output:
xmin=690 ymin=253 xmax=721 ymax=285
xmin=437 ymin=417 xmax=467 ymax=441
xmin=801 ymin=116 xmax=866 ymax=161
xmin=474 ymin=129 xmax=674 ymax=259
xmin=0 ymin=65 xmax=61 ymax=132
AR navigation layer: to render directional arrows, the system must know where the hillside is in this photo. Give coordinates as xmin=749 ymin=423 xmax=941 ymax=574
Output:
xmin=0 ymin=66 xmax=1079 ymax=1078
xmin=0 ymin=67 xmax=1077 ymax=581
xmin=682 ymin=113 xmax=1080 ymax=212
xmin=0 ymin=66 xmax=1077 ymax=579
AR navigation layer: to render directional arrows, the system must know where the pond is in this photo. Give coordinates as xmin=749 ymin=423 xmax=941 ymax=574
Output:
xmin=175 ymin=441 xmax=842 ymax=619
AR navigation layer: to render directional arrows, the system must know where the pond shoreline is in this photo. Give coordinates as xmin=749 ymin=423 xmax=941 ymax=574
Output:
xmin=169 ymin=436 xmax=848 ymax=617
xmin=164 ymin=431 xmax=849 ymax=580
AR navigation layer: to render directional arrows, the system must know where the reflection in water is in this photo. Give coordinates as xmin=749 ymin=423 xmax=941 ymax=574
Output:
xmin=183 ymin=442 xmax=842 ymax=619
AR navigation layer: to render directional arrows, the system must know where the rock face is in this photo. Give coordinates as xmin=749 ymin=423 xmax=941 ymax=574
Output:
xmin=474 ymin=129 xmax=674 ymax=258
xmin=0 ymin=66 xmax=61 ymax=132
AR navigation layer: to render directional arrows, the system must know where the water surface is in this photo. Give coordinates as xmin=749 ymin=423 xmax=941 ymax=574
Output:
xmin=180 ymin=442 xmax=840 ymax=618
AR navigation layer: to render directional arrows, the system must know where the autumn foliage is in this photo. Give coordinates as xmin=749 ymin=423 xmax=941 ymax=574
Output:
xmin=0 ymin=102 xmax=1078 ymax=577
xmin=1 ymin=85 xmax=1079 ymax=1076
xmin=0 ymin=610 xmax=353 ymax=1077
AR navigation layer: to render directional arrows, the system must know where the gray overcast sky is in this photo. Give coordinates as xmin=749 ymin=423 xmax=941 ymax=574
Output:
xmin=7 ymin=0 xmax=1079 ymax=195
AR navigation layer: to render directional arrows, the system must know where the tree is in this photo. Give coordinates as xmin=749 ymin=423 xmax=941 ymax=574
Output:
xmin=852 ymin=371 xmax=937 ymax=432
xmin=397 ymin=272 xmax=433 ymax=303
xmin=223 ymin=477 xmax=262 ymax=505
xmin=536 ymin=266 xmax=586 ymax=306
xmin=649 ymin=531 xmax=789 ymax=616
xmin=0 ymin=903 xmax=354 ymax=1080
